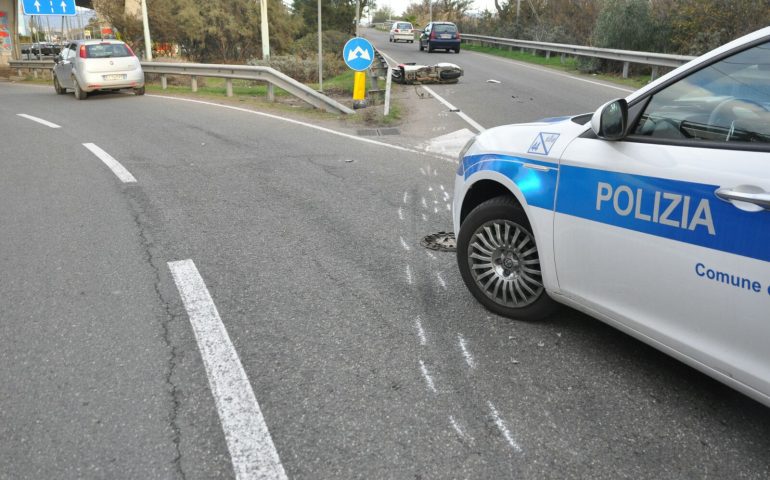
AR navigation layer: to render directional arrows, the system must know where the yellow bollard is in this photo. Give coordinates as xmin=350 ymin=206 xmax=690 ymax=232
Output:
xmin=353 ymin=71 xmax=366 ymax=101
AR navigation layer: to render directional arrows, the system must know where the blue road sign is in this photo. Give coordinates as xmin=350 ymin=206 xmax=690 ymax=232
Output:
xmin=22 ymin=0 xmax=78 ymax=16
xmin=343 ymin=37 xmax=375 ymax=72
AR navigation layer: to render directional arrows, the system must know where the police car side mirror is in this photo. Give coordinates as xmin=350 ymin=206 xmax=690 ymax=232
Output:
xmin=591 ymin=99 xmax=628 ymax=140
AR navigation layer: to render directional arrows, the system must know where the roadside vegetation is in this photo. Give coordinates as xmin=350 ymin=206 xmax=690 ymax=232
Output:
xmin=86 ymin=0 xmax=770 ymax=83
xmin=459 ymin=44 xmax=649 ymax=90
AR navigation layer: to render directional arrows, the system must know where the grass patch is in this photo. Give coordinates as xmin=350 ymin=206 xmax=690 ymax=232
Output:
xmin=461 ymin=43 xmax=650 ymax=90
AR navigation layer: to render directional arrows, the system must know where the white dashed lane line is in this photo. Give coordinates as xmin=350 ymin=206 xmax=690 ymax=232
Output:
xmin=17 ymin=113 xmax=61 ymax=129
xmin=419 ymin=359 xmax=438 ymax=393
xmin=487 ymin=401 xmax=523 ymax=453
xmin=169 ymin=259 xmax=288 ymax=480
xmin=414 ymin=316 xmax=428 ymax=346
xmin=458 ymin=335 xmax=476 ymax=369
xmin=82 ymin=143 xmax=137 ymax=183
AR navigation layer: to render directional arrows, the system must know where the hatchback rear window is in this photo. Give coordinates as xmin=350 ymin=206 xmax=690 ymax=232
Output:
xmin=396 ymin=23 xmax=412 ymax=29
xmin=434 ymin=24 xmax=457 ymax=33
xmin=85 ymin=43 xmax=132 ymax=58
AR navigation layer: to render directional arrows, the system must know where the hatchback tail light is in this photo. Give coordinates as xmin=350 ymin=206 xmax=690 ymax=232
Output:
xmin=430 ymin=31 xmax=436 ymax=40
xmin=79 ymin=45 xmax=87 ymax=58
xmin=456 ymin=32 xmax=461 ymax=40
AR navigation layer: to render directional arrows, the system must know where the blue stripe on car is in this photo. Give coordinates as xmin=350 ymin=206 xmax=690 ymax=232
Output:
xmin=462 ymin=155 xmax=769 ymax=262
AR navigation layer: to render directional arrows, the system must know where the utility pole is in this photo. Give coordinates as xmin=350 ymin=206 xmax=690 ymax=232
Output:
xmin=141 ymin=0 xmax=153 ymax=59
xmin=318 ymin=0 xmax=322 ymax=91
xmin=260 ymin=0 xmax=270 ymax=60
xmin=355 ymin=0 xmax=360 ymax=37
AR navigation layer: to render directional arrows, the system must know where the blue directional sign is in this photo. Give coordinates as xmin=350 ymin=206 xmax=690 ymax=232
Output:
xmin=343 ymin=37 xmax=375 ymax=72
xmin=22 ymin=0 xmax=78 ymax=16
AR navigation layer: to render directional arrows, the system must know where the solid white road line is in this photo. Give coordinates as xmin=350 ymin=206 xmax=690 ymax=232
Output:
xmin=148 ymin=95 xmax=428 ymax=156
xmin=82 ymin=143 xmax=137 ymax=183
xmin=420 ymin=86 xmax=486 ymax=133
xmin=17 ymin=113 xmax=61 ymax=129
xmin=168 ymin=259 xmax=287 ymax=480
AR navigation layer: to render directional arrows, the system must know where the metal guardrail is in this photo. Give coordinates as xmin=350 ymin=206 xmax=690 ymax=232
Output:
xmin=8 ymin=60 xmax=355 ymax=115
xmin=461 ymin=34 xmax=696 ymax=79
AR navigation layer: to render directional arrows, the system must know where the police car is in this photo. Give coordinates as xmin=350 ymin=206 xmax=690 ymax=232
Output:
xmin=453 ymin=27 xmax=770 ymax=406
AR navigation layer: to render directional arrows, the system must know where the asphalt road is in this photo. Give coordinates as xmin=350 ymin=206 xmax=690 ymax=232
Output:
xmin=363 ymin=28 xmax=633 ymax=130
xmin=1 ymin=58 xmax=768 ymax=480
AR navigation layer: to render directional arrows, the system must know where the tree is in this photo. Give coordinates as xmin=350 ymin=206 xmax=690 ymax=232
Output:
xmin=292 ymin=0 xmax=375 ymax=36
xmin=656 ymin=0 xmax=770 ymax=55
xmin=592 ymin=0 xmax=666 ymax=52
xmin=372 ymin=6 xmax=394 ymax=23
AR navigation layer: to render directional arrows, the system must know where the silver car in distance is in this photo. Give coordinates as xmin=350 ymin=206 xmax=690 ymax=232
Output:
xmin=53 ymin=40 xmax=145 ymax=100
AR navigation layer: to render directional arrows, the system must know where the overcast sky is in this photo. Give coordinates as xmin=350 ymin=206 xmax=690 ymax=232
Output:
xmin=376 ymin=0 xmax=499 ymax=18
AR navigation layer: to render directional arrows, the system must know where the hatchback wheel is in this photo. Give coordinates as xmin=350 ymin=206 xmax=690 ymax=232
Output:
xmin=73 ymin=79 xmax=87 ymax=100
xmin=457 ymin=196 xmax=557 ymax=321
xmin=53 ymin=76 xmax=66 ymax=94
xmin=419 ymin=42 xmax=424 ymax=51
xmin=134 ymin=86 xmax=145 ymax=96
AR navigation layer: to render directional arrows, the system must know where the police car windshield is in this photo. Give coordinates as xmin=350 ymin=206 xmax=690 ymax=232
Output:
xmin=633 ymin=40 xmax=770 ymax=144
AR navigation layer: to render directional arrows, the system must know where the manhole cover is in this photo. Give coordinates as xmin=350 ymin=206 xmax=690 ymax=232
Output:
xmin=421 ymin=232 xmax=456 ymax=252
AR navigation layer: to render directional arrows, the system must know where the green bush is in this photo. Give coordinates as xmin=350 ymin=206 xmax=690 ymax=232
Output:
xmin=248 ymin=54 xmax=346 ymax=83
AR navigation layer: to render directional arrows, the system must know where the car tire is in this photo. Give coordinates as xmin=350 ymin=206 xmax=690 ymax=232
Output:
xmin=53 ymin=75 xmax=66 ymax=94
xmin=457 ymin=196 xmax=558 ymax=321
xmin=134 ymin=86 xmax=145 ymax=96
xmin=73 ymin=79 xmax=87 ymax=100
xmin=455 ymin=47 xmax=461 ymax=53
xmin=419 ymin=42 xmax=424 ymax=51
xmin=427 ymin=42 xmax=434 ymax=53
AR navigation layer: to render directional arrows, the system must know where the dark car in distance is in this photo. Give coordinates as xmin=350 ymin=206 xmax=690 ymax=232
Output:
xmin=419 ymin=22 xmax=461 ymax=53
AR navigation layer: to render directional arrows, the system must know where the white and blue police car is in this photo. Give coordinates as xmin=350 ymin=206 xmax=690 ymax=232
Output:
xmin=453 ymin=27 xmax=770 ymax=406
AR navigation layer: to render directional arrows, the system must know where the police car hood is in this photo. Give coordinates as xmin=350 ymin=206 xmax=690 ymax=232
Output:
xmin=469 ymin=114 xmax=590 ymax=163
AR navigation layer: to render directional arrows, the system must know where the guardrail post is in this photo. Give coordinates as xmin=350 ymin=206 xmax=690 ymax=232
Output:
xmin=651 ymin=67 xmax=659 ymax=81
xmin=560 ymin=53 xmax=566 ymax=64
xmin=622 ymin=62 xmax=630 ymax=79
xmin=267 ymin=83 xmax=274 ymax=102
xmin=226 ymin=79 xmax=233 ymax=97
xmin=161 ymin=74 xmax=167 ymax=90
xmin=17 ymin=68 xmax=22 ymax=77
xmin=191 ymin=76 xmax=198 ymax=92
xmin=33 ymin=69 xmax=38 ymax=79
xmin=545 ymin=51 xmax=551 ymax=60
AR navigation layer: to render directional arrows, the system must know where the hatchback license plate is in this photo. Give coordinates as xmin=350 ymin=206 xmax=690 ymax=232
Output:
xmin=103 ymin=74 xmax=126 ymax=80
xmin=440 ymin=34 xmax=451 ymax=39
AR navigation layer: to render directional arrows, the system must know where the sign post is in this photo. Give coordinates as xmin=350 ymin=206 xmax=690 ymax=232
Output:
xmin=342 ymin=37 xmax=374 ymax=109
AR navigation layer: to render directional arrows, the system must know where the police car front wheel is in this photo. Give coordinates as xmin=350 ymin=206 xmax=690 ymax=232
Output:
xmin=457 ymin=196 xmax=557 ymax=321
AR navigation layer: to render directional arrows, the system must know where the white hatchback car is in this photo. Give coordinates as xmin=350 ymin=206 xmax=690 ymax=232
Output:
xmin=454 ymin=27 xmax=770 ymax=406
xmin=389 ymin=22 xmax=415 ymax=43
xmin=53 ymin=40 xmax=145 ymax=99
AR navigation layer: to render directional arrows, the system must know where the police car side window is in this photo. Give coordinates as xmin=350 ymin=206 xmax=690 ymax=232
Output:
xmin=633 ymin=41 xmax=770 ymax=145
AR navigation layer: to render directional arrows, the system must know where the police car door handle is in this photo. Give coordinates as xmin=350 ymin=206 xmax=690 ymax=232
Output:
xmin=715 ymin=187 xmax=770 ymax=210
